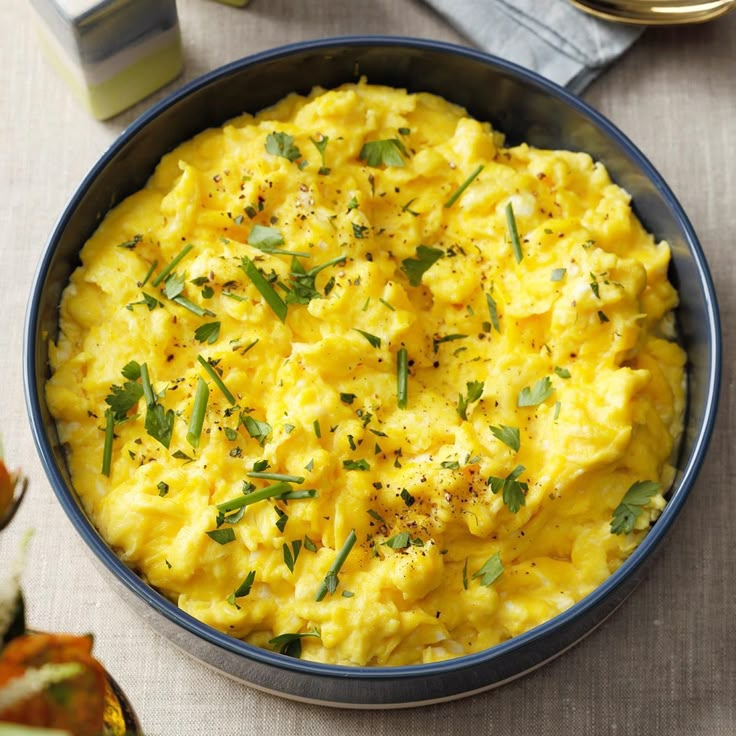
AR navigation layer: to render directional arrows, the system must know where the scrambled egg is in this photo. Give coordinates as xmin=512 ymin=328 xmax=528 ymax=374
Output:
xmin=46 ymin=82 xmax=686 ymax=666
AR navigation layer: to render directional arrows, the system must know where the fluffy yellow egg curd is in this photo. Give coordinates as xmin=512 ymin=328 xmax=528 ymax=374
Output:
xmin=46 ymin=81 xmax=686 ymax=666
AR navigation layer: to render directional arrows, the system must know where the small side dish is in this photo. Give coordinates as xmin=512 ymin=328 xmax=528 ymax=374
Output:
xmin=0 ymin=452 xmax=139 ymax=735
xmin=45 ymin=81 xmax=686 ymax=667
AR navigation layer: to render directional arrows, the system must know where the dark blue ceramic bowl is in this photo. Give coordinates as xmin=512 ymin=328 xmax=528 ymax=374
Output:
xmin=24 ymin=37 xmax=720 ymax=707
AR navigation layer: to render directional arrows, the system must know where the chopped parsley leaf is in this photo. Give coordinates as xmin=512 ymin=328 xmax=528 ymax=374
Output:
xmin=353 ymin=329 xmax=381 ymax=348
xmin=517 ymin=377 xmax=554 ymax=407
xmin=489 ymin=424 xmax=520 ymax=452
xmin=487 ymin=465 xmax=527 ymax=513
xmin=283 ymin=540 xmax=301 ymax=571
xmin=472 ymin=552 xmax=504 ymax=586
xmin=265 ymin=131 xmax=301 ymax=162
xmin=551 ymin=268 xmax=567 ymax=282
xmin=401 ymin=245 xmax=443 ymax=287
xmin=268 ymin=629 xmax=320 ymax=657
xmin=194 ymin=321 xmax=221 ymax=345
xmin=385 ymin=532 xmax=410 ymax=549
xmin=457 ymin=381 xmax=484 ymax=421
xmin=117 ymin=234 xmax=142 ymax=250
xmin=359 ymin=138 xmax=407 ymax=168
xmin=611 ymin=480 xmax=661 ymax=535
xmin=248 ymin=224 xmax=285 ymax=250
xmin=206 ymin=527 xmax=236 ymax=545
xmin=486 ymin=292 xmax=501 ymax=332
xmin=242 ymin=415 xmax=272 ymax=446
xmin=310 ymin=135 xmax=330 ymax=175
xmin=343 ymin=458 xmax=370 ymax=471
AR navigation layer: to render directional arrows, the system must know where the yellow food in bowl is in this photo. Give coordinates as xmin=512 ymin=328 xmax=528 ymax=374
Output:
xmin=45 ymin=81 xmax=686 ymax=666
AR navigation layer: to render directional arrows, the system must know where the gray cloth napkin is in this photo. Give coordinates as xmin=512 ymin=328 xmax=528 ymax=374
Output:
xmin=423 ymin=0 xmax=643 ymax=92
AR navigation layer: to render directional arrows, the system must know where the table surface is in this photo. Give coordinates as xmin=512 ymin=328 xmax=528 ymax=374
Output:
xmin=2 ymin=1 xmax=734 ymax=733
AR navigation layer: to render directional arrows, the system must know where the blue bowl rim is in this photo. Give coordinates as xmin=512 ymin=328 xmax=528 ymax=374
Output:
xmin=24 ymin=35 xmax=721 ymax=682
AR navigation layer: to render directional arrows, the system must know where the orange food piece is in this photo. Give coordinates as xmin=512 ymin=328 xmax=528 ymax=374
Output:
xmin=0 ymin=632 xmax=106 ymax=736
xmin=0 ymin=458 xmax=12 ymax=520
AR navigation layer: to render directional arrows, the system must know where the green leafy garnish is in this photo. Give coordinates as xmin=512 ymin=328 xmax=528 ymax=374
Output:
xmin=384 ymin=532 xmax=410 ymax=549
xmin=315 ymin=530 xmax=357 ymax=601
xmin=310 ymin=135 xmax=330 ymax=175
xmin=285 ymin=254 xmax=346 ymax=305
xmin=185 ymin=376 xmax=209 ymax=450
xmin=367 ymin=509 xmax=386 ymax=524
xmin=197 ymin=355 xmax=236 ymax=406
xmin=489 ymin=425 xmax=520 ymax=452
xmin=554 ymin=366 xmax=571 ymax=379
xmin=340 ymin=393 xmax=357 ymax=405
xmin=227 ymin=570 xmax=256 ymax=607
xmin=352 ymin=222 xmax=369 ymax=239
xmin=610 ymin=480 xmax=661 ymax=535
xmin=122 ymin=361 xmax=141 ymax=380
xmin=206 ymin=527 xmax=236 ymax=545
xmin=457 ymin=381 xmax=484 ymax=420
xmin=401 ymin=198 xmax=420 ymax=216
xmin=105 ymin=381 xmax=143 ymax=422
xmin=598 ymin=310 xmax=610 ymax=323
xmin=117 ymin=234 xmax=142 ymax=250
xmin=157 ymin=481 xmax=169 ymax=497
xmin=240 ymin=256 xmax=288 ymax=323
xmin=126 ymin=292 xmax=161 ymax=311
xmin=162 ymin=272 xmax=185 ymax=300
xmin=242 ymin=415 xmax=272 ymax=447
xmin=283 ymin=540 xmax=302 ymax=572
xmin=400 ymin=488 xmax=415 ymax=507
xmin=101 ymin=410 xmax=114 ymax=476
xmin=268 ymin=629 xmax=320 ymax=657
xmin=444 ymin=164 xmax=484 ymax=208
xmin=487 ymin=465 xmax=527 ymax=513
xmin=265 ymin=131 xmax=301 ymax=162
xmin=505 ymin=202 xmax=523 ymax=263
xmin=140 ymin=363 xmax=174 ymax=449
xmin=216 ymin=482 xmax=292 ymax=514
xmin=589 ymin=272 xmax=600 ymax=298
xmin=432 ymin=334 xmax=467 ymax=353
xmin=248 ymin=224 xmax=285 ymax=250
xmin=304 ymin=535 xmax=318 ymax=552
xmin=247 ymin=471 xmax=304 ymax=484
xmin=517 ymin=377 xmax=554 ymax=407
xmin=353 ymin=329 xmax=381 ymax=348
xmin=275 ymin=507 xmax=288 ymax=532
xmin=486 ymin=292 xmax=501 ymax=332
xmin=359 ymin=139 xmax=407 ymax=168
xmin=401 ymin=245 xmax=443 ymax=287
xmin=343 ymin=459 xmax=370 ymax=471
xmin=396 ymin=347 xmax=408 ymax=409
xmin=472 ymin=552 xmax=504 ymax=586
xmin=551 ymin=268 xmax=566 ymax=282
xmin=194 ymin=321 xmax=221 ymax=345
xmin=152 ymin=243 xmax=194 ymax=287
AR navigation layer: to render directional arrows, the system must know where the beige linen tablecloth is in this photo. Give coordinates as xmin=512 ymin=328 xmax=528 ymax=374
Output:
xmin=1 ymin=1 xmax=734 ymax=733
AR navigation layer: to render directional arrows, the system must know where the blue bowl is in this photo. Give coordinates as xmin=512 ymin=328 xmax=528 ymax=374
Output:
xmin=24 ymin=37 xmax=721 ymax=707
